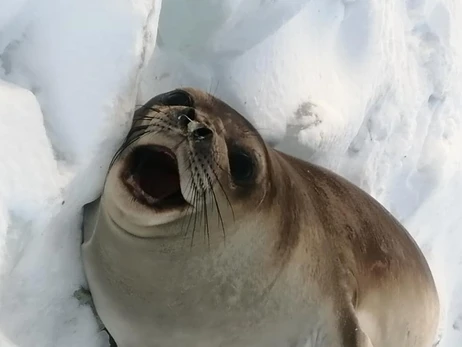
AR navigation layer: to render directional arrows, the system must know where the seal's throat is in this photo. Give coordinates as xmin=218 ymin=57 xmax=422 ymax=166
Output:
xmin=122 ymin=145 xmax=187 ymax=209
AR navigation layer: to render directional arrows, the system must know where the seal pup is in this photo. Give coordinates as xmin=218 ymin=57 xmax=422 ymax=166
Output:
xmin=82 ymin=88 xmax=440 ymax=347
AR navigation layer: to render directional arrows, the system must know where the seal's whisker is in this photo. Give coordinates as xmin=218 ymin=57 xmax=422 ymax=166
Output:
xmin=135 ymin=105 xmax=165 ymax=115
xmin=204 ymin=169 xmax=227 ymax=243
xmin=113 ymin=118 xmax=186 ymax=167
xmin=132 ymin=105 xmax=166 ymax=123
xmin=179 ymin=160 xmax=198 ymax=242
xmin=132 ymin=115 xmax=155 ymax=122
xmin=186 ymin=153 xmax=204 ymax=249
xmin=189 ymin=180 xmax=201 ymax=249
xmin=206 ymin=80 xmax=220 ymax=108
xmin=126 ymin=125 xmax=153 ymax=137
xmin=110 ymin=129 xmax=150 ymax=166
xmin=182 ymin=187 xmax=198 ymax=246
xmin=207 ymin=160 xmax=234 ymax=221
xmin=149 ymin=119 xmax=182 ymax=135
xmin=206 ymin=155 xmax=235 ymax=222
xmin=202 ymin=189 xmax=209 ymax=247
xmin=209 ymin=148 xmax=232 ymax=177
xmin=112 ymin=126 xmax=160 ymax=159
xmin=195 ymin=179 xmax=206 ymax=248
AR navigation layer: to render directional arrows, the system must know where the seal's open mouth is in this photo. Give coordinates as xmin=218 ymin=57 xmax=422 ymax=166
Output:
xmin=123 ymin=145 xmax=187 ymax=209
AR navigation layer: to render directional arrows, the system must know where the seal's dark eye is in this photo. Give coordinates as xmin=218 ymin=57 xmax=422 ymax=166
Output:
xmin=229 ymin=149 xmax=255 ymax=184
xmin=148 ymin=90 xmax=193 ymax=107
xmin=164 ymin=90 xmax=193 ymax=106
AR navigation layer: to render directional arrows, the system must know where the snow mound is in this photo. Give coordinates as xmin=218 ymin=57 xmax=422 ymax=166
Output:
xmin=0 ymin=0 xmax=162 ymax=346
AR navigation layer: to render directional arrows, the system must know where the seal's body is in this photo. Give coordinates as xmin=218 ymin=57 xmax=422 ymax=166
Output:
xmin=82 ymin=88 xmax=439 ymax=347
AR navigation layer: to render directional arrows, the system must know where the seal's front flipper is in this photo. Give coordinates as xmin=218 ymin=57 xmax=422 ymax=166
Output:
xmin=73 ymin=287 xmax=117 ymax=346
xmin=105 ymin=328 xmax=118 ymax=347
xmin=81 ymin=198 xmax=101 ymax=244
xmin=339 ymin=306 xmax=375 ymax=347
xmin=356 ymin=330 xmax=374 ymax=347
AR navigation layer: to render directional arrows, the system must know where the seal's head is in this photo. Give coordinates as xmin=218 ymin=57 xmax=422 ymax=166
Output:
xmin=104 ymin=88 xmax=273 ymax=239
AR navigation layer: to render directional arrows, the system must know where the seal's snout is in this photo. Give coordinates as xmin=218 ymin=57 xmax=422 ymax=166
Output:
xmin=189 ymin=121 xmax=213 ymax=142
xmin=122 ymin=145 xmax=187 ymax=210
xmin=177 ymin=108 xmax=213 ymax=143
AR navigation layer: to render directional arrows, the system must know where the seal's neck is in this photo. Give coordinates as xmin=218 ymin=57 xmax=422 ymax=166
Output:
xmin=96 ymin=201 xmax=274 ymax=260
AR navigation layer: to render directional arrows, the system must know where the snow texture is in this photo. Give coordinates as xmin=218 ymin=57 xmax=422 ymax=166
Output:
xmin=1 ymin=0 xmax=461 ymax=346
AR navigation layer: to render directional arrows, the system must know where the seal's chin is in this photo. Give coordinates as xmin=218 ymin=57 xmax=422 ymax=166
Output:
xmin=122 ymin=145 xmax=188 ymax=210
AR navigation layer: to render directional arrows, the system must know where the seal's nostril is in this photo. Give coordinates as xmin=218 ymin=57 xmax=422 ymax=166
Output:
xmin=192 ymin=127 xmax=213 ymax=141
xmin=184 ymin=107 xmax=195 ymax=120
xmin=178 ymin=107 xmax=195 ymax=128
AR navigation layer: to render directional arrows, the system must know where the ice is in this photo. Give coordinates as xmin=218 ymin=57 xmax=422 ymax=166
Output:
xmin=1 ymin=0 xmax=461 ymax=346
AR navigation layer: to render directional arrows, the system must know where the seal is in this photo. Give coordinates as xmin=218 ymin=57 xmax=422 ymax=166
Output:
xmin=82 ymin=88 xmax=440 ymax=347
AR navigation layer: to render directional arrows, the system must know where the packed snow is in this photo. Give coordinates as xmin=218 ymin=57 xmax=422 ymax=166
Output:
xmin=0 ymin=0 xmax=461 ymax=346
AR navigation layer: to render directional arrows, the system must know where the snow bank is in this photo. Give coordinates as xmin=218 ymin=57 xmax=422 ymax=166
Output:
xmin=0 ymin=0 xmax=162 ymax=346
xmin=1 ymin=0 xmax=461 ymax=346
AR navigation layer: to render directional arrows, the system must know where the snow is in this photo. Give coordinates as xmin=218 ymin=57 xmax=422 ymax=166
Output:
xmin=1 ymin=0 xmax=461 ymax=346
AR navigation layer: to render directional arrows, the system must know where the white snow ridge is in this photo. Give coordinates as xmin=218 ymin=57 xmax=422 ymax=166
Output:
xmin=1 ymin=0 xmax=461 ymax=346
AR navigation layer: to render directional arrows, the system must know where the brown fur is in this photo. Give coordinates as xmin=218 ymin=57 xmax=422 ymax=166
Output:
xmin=267 ymin=150 xmax=439 ymax=345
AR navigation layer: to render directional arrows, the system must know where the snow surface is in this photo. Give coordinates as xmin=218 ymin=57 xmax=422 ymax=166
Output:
xmin=1 ymin=0 xmax=461 ymax=346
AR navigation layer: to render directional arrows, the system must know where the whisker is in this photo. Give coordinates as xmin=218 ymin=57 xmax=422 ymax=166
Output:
xmin=187 ymin=153 xmax=203 ymax=249
xmin=210 ymin=164 xmax=234 ymax=222
xmin=110 ymin=129 xmax=151 ymax=166
xmin=202 ymin=189 xmax=210 ymax=248
xmin=179 ymin=160 xmax=197 ymax=243
xmin=189 ymin=179 xmax=200 ymax=249
xmin=135 ymin=105 xmax=165 ymax=114
xmin=204 ymin=168 xmax=227 ymax=243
